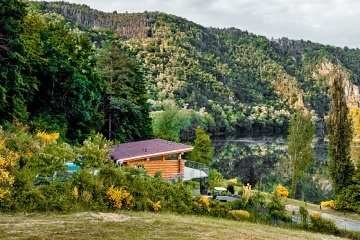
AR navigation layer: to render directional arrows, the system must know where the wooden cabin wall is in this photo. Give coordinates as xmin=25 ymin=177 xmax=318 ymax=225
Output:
xmin=125 ymin=159 xmax=185 ymax=180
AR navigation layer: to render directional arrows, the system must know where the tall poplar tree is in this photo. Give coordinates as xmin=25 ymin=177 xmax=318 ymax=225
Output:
xmin=287 ymin=108 xmax=315 ymax=198
xmin=326 ymin=70 xmax=355 ymax=197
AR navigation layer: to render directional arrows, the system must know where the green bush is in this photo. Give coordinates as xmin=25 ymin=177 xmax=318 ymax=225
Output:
xmin=299 ymin=206 xmax=309 ymax=226
xmin=39 ymin=182 xmax=73 ymax=212
xmin=98 ymin=164 xmax=127 ymax=189
xmin=71 ymin=169 xmax=106 ymax=210
xmin=309 ymin=212 xmax=338 ymax=234
xmin=335 ymin=184 xmax=360 ymax=213
xmin=267 ymin=190 xmax=291 ymax=222
xmin=0 ymin=187 xmax=47 ymax=212
xmin=209 ymin=200 xmax=231 ymax=218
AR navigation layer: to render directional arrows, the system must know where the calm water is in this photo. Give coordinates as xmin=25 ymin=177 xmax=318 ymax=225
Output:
xmin=210 ymin=134 xmax=331 ymax=203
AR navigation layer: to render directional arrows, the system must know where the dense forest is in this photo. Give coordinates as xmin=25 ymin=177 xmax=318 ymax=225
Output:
xmin=1 ymin=0 xmax=360 ymax=212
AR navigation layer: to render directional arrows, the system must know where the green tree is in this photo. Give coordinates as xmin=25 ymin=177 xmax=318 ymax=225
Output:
xmin=207 ymin=169 xmax=224 ymax=190
xmin=189 ymin=126 xmax=214 ymax=166
xmin=97 ymin=41 xmax=153 ymax=142
xmin=326 ymin=70 xmax=355 ymax=197
xmin=287 ymin=108 xmax=315 ymax=198
xmin=152 ymin=100 xmax=192 ymax=142
xmin=74 ymin=132 xmax=112 ymax=169
xmin=0 ymin=0 xmax=36 ymax=123
xmin=267 ymin=190 xmax=289 ymax=221
xmin=26 ymin=20 xmax=104 ymax=141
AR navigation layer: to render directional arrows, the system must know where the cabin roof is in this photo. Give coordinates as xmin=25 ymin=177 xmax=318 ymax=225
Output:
xmin=109 ymin=138 xmax=194 ymax=162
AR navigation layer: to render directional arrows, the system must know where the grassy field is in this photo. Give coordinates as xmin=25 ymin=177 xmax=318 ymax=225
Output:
xmin=0 ymin=211 xmax=348 ymax=240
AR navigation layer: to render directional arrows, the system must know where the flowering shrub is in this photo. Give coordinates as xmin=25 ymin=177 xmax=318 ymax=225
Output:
xmin=310 ymin=212 xmax=338 ymax=234
xmin=106 ymin=185 xmax=133 ymax=209
xmin=276 ymin=184 xmax=289 ymax=198
xmin=72 ymin=187 xmax=79 ymax=199
xmin=148 ymin=199 xmax=161 ymax=211
xmin=229 ymin=178 xmax=237 ymax=184
xmin=267 ymin=189 xmax=290 ymax=222
xmin=230 ymin=210 xmax=250 ymax=220
xmin=0 ymin=142 xmax=19 ymax=199
xmin=193 ymin=195 xmax=211 ymax=214
xmin=199 ymin=195 xmax=210 ymax=207
xmin=36 ymin=132 xmax=59 ymax=144
xmin=310 ymin=212 xmax=320 ymax=220
xmin=320 ymin=200 xmax=336 ymax=209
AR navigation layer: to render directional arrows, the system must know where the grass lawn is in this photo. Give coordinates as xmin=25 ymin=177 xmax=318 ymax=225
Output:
xmin=0 ymin=211 xmax=347 ymax=240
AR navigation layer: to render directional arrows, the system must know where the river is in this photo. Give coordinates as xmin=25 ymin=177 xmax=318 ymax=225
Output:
xmin=210 ymin=134 xmax=332 ymax=203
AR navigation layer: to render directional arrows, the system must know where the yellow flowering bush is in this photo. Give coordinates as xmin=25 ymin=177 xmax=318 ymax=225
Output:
xmin=148 ymin=199 xmax=161 ymax=211
xmin=309 ymin=212 xmax=338 ymax=234
xmin=193 ymin=195 xmax=211 ymax=214
xmin=229 ymin=178 xmax=237 ymax=184
xmin=276 ymin=184 xmax=289 ymax=198
xmin=36 ymin=132 xmax=59 ymax=144
xmin=199 ymin=195 xmax=210 ymax=207
xmin=0 ymin=143 xmax=19 ymax=199
xmin=320 ymin=200 xmax=336 ymax=209
xmin=310 ymin=212 xmax=321 ymax=220
xmin=106 ymin=185 xmax=133 ymax=209
xmin=230 ymin=210 xmax=251 ymax=220
xmin=72 ymin=187 xmax=79 ymax=199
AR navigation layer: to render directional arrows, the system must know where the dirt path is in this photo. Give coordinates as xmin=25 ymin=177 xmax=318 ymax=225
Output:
xmin=286 ymin=205 xmax=360 ymax=231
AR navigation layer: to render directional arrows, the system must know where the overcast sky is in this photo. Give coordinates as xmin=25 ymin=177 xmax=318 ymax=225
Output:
xmin=45 ymin=0 xmax=360 ymax=49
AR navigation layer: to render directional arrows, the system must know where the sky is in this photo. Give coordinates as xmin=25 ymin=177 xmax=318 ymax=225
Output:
xmin=44 ymin=0 xmax=360 ymax=49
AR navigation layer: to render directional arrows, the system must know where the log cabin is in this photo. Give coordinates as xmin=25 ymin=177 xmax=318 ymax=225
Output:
xmin=108 ymin=138 xmax=194 ymax=180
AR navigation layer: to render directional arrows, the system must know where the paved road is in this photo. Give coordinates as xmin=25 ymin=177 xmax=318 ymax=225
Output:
xmin=286 ymin=205 xmax=360 ymax=231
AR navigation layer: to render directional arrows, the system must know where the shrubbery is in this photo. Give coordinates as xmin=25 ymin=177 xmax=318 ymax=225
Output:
xmin=267 ymin=189 xmax=291 ymax=222
xmin=335 ymin=185 xmax=360 ymax=213
xmin=309 ymin=212 xmax=339 ymax=234
xmin=320 ymin=199 xmax=336 ymax=209
xmin=1 ymin=125 xmax=358 ymax=239
xmin=230 ymin=209 xmax=251 ymax=220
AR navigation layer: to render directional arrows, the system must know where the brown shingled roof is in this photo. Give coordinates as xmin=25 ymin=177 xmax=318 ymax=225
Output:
xmin=108 ymin=138 xmax=193 ymax=162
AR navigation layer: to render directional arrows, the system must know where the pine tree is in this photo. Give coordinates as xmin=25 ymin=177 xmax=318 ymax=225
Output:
xmin=97 ymin=41 xmax=153 ymax=142
xmin=326 ymin=70 xmax=355 ymax=197
xmin=189 ymin=126 xmax=214 ymax=166
xmin=288 ymin=108 xmax=315 ymax=198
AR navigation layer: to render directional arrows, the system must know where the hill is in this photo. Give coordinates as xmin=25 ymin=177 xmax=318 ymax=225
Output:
xmin=31 ymin=1 xmax=360 ymax=138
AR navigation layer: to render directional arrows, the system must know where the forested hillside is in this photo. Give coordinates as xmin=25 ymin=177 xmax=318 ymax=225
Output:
xmin=29 ymin=1 xmax=360 ymax=140
xmin=2 ymin=0 xmax=360 ymax=143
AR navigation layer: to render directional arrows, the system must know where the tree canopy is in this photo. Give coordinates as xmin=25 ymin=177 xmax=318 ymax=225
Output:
xmin=326 ymin=70 xmax=355 ymax=197
xmin=287 ymin=108 xmax=315 ymax=198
